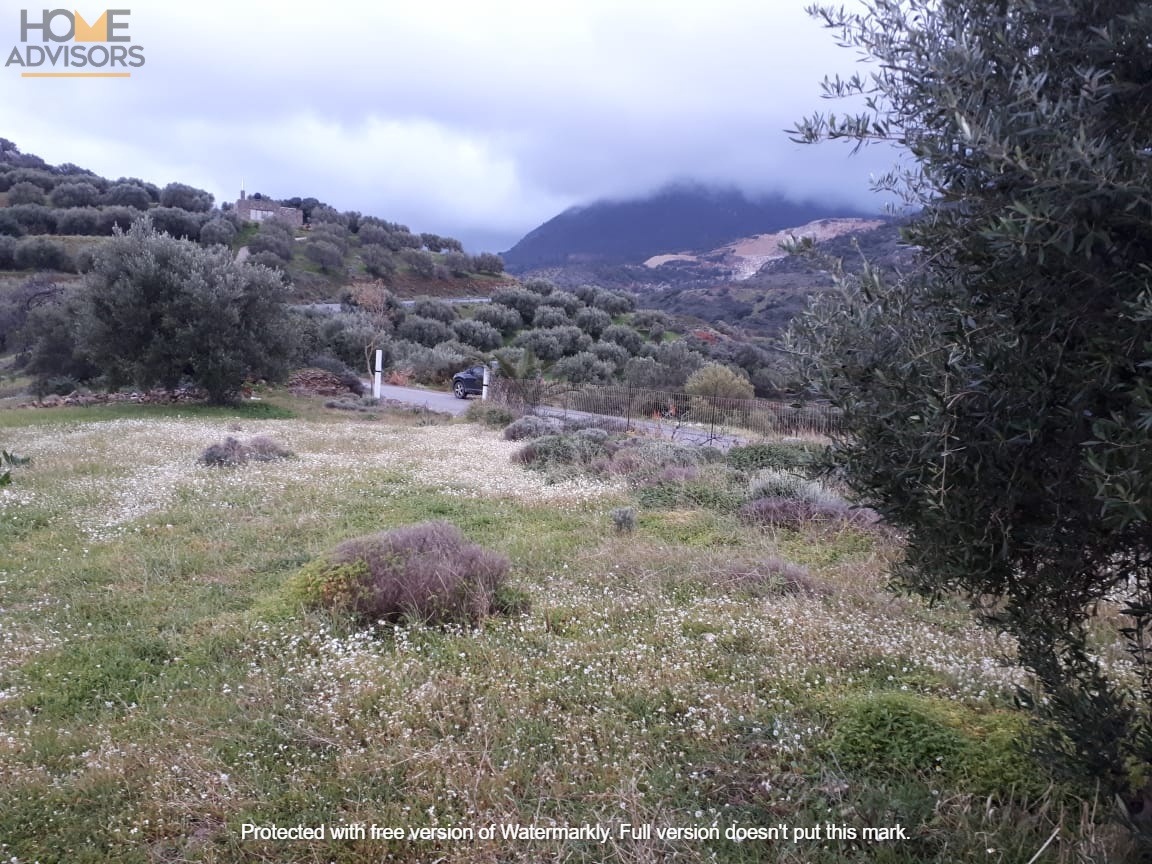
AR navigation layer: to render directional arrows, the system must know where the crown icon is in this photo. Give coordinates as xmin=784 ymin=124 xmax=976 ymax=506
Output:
xmin=74 ymin=10 xmax=109 ymax=42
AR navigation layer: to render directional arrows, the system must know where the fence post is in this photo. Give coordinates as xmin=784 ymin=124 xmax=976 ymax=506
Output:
xmin=709 ymin=387 xmax=718 ymax=446
xmin=626 ymin=382 xmax=633 ymax=433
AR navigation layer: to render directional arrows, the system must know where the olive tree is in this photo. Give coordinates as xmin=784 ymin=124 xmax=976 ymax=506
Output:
xmin=786 ymin=0 xmax=1152 ymax=815
xmin=6 ymin=181 xmax=45 ymax=206
xmin=74 ymin=219 xmax=295 ymax=402
xmin=102 ymin=182 xmax=152 ymax=210
xmin=472 ymin=252 xmax=504 ymax=274
xmin=159 ymin=182 xmax=214 ymax=212
xmin=49 ymin=181 xmax=100 ymax=208
xmin=361 ymin=245 xmax=396 ymax=278
xmin=199 ymin=217 xmax=237 ymax=247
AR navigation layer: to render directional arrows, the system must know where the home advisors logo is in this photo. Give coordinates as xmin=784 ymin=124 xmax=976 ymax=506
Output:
xmin=6 ymin=9 xmax=145 ymax=77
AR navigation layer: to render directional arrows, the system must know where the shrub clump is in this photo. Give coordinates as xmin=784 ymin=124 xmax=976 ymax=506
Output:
xmin=739 ymin=496 xmax=879 ymax=530
xmin=199 ymin=435 xmax=293 ymax=467
xmin=289 ymin=521 xmax=513 ymax=626
xmin=715 ymin=557 xmax=826 ymax=597
xmin=611 ymin=506 xmax=636 ymax=534
xmin=463 ymin=400 xmax=518 ymax=428
xmin=503 ymin=414 xmax=561 ymax=441
xmin=199 ymin=437 xmax=248 ymax=467
xmin=636 ymin=467 xmax=744 ymax=513
xmin=727 ymin=441 xmax=822 ymax=472
xmin=514 ymin=432 xmax=613 ymax=471
xmin=745 ymin=469 xmax=841 ymax=504
xmin=602 ymin=439 xmax=712 ymax=479
xmin=244 ymin=435 xmax=294 ymax=462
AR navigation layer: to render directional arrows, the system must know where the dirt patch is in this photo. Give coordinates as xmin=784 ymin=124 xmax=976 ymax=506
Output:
xmin=643 ymin=218 xmax=889 ymax=280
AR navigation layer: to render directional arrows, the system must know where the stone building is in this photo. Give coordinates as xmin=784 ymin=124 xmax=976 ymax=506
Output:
xmin=235 ymin=190 xmax=303 ymax=227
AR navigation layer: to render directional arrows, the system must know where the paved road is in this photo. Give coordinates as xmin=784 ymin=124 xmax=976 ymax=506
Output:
xmin=533 ymin=405 xmax=746 ymax=450
xmin=297 ymin=298 xmax=492 ymax=315
xmin=366 ymin=382 xmax=472 ymax=415
xmin=366 ymin=382 xmax=745 ymax=448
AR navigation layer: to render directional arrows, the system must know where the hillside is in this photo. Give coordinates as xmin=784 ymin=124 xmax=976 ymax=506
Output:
xmin=501 ymin=183 xmax=872 ymax=272
xmin=515 ymin=219 xmax=910 ymax=339
xmin=640 ymin=219 xmax=912 ymax=336
xmin=0 ymin=139 xmax=508 ymax=302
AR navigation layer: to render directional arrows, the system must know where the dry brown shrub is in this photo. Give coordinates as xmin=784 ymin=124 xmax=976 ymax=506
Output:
xmin=322 ymin=521 xmax=511 ymax=625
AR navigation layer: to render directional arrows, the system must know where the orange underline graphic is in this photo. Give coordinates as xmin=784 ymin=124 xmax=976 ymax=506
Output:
xmin=21 ymin=72 xmax=131 ymax=78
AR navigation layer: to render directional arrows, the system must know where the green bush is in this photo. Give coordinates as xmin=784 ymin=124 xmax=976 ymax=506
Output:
xmin=727 ymin=441 xmax=822 ymax=472
xmin=0 ymin=449 xmax=31 ymax=488
xmin=199 ymin=217 xmax=237 ymax=247
xmin=514 ymin=432 xmax=615 ymax=471
xmin=398 ymin=315 xmax=455 ymax=348
xmin=390 ymin=340 xmax=468 ymax=385
xmin=463 ymin=400 xmax=517 ymax=428
xmin=286 ymin=521 xmax=513 ymax=626
xmin=539 ymin=290 xmax=581 ymax=316
xmin=503 ymin=415 xmax=560 ymax=441
xmin=610 ymin=506 xmax=635 ymax=534
xmin=472 ymin=303 xmax=522 ymax=336
xmin=14 ymin=237 xmax=72 ymax=272
xmin=685 ymin=362 xmax=754 ymax=400
xmin=361 ymin=245 xmax=396 ymax=278
xmin=452 ymin=318 xmax=503 ymax=351
xmin=828 ymin=692 xmax=1043 ymax=799
xmin=491 ymin=287 xmax=540 ymax=322
xmin=745 ymin=469 xmax=839 ymax=504
xmin=600 ymin=324 xmax=643 ymax=355
xmin=532 ymin=306 xmax=570 ymax=329
xmin=7 ymin=181 xmax=45 ymax=206
xmin=636 ymin=470 xmax=744 ymax=513
xmin=574 ymin=307 xmax=612 ymax=339
xmin=412 ymin=298 xmax=457 ymax=324
xmin=199 ymin=435 xmax=293 ymax=467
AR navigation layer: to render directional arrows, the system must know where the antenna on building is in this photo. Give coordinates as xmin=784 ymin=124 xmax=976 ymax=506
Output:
xmin=240 ymin=180 xmax=246 ymax=201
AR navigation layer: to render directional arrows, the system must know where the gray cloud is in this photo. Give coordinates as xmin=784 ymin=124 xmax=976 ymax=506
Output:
xmin=0 ymin=0 xmax=895 ymax=251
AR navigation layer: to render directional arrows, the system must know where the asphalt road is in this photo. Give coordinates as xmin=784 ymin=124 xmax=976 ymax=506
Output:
xmin=367 ymin=383 xmax=746 ymax=449
xmin=368 ymin=382 xmax=473 ymax=415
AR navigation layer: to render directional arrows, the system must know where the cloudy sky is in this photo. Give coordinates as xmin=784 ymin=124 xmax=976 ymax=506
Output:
xmin=0 ymin=0 xmax=895 ymax=252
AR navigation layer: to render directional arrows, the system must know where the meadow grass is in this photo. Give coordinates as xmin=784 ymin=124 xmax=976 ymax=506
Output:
xmin=0 ymin=397 xmax=1126 ymax=863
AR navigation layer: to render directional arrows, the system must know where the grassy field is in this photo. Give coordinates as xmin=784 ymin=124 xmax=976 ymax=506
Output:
xmin=0 ymin=396 xmax=1122 ymax=863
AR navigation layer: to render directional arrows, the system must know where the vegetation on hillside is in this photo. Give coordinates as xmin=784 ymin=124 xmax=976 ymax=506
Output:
xmin=0 ymin=138 xmax=502 ymax=295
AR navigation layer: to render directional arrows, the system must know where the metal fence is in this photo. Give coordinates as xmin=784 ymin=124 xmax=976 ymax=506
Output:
xmin=489 ymin=378 xmax=841 ymax=443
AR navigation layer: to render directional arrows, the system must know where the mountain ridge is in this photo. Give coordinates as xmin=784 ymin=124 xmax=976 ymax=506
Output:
xmin=501 ymin=183 xmax=875 ymax=272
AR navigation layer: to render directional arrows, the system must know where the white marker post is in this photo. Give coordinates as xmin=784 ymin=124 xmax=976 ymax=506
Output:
xmin=372 ymin=349 xmax=383 ymax=399
xmin=482 ymin=366 xmax=491 ymax=401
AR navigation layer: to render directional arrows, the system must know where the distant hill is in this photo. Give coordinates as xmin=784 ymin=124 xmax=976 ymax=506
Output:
xmin=501 ymin=183 xmax=873 ymax=272
xmin=0 ymin=138 xmax=512 ymax=301
xmin=640 ymin=218 xmax=913 ymax=336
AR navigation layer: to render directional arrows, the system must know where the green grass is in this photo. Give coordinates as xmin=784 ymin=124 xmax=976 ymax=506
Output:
xmin=0 ymin=399 xmax=294 ymax=428
xmin=0 ymin=398 xmax=1121 ymax=863
xmin=232 ymin=222 xmax=259 ymax=251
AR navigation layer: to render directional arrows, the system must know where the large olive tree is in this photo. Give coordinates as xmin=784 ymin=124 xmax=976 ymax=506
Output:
xmin=77 ymin=218 xmax=295 ymax=402
xmin=786 ymin=0 xmax=1152 ymax=819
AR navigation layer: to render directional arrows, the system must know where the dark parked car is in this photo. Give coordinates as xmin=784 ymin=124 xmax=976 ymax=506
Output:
xmin=452 ymin=365 xmax=486 ymax=399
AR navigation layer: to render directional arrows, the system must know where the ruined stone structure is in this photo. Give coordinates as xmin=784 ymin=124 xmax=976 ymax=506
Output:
xmin=235 ymin=190 xmax=303 ymax=227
